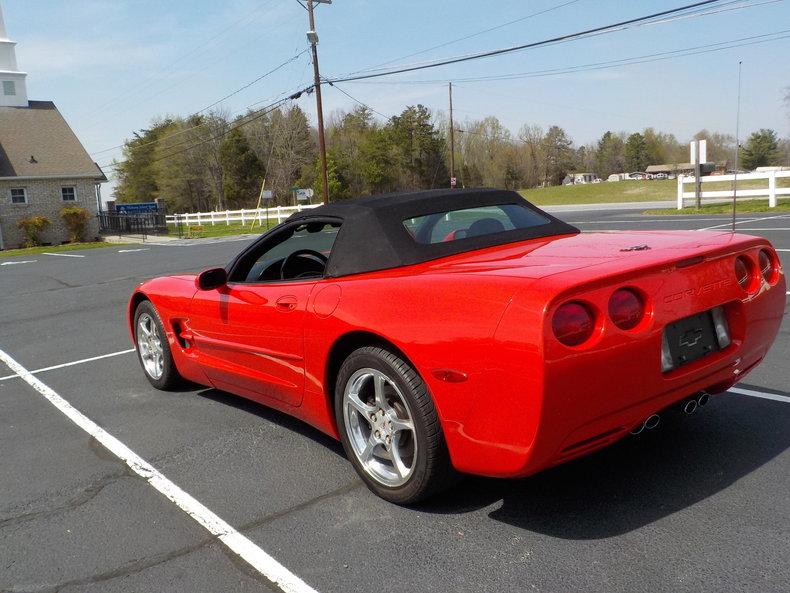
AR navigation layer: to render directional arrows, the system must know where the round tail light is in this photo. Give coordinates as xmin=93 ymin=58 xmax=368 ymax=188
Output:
xmin=552 ymin=302 xmax=595 ymax=346
xmin=758 ymin=249 xmax=776 ymax=284
xmin=734 ymin=256 xmax=754 ymax=291
xmin=609 ymin=288 xmax=645 ymax=330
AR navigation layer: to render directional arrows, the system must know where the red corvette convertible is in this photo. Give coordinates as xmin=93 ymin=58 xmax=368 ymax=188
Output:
xmin=129 ymin=189 xmax=785 ymax=503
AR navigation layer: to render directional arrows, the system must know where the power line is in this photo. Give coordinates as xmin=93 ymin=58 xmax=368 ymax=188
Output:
xmin=350 ymin=0 xmax=584 ymax=75
xmin=91 ymin=51 xmax=311 ymax=159
xmin=195 ymin=49 xmax=310 ymax=116
xmin=334 ymin=28 xmax=790 ymax=86
xmin=347 ymin=0 xmax=764 ymax=79
xmin=325 ymin=80 xmax=391 ymax=120
xmin=101 ymin=87 xmax=312 ymax=171
xmin=326 ymin=0 xmax=742 ymax=83
xmin=90 ymin=50 xmax=311 ymax=157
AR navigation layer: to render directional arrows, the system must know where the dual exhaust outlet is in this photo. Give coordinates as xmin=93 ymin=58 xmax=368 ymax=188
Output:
xmin=630 ymin=391 xmax=710 ymax=435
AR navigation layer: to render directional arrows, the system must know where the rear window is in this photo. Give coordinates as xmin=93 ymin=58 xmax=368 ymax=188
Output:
xmin=403 ymin=204 xmax=550 ymax=245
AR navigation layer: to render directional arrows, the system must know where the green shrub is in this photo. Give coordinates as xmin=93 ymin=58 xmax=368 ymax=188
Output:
xmin=17 ymin=215 xmax=51 ymax=248
xmin=60 ymin=206 xmax=90 ymax=242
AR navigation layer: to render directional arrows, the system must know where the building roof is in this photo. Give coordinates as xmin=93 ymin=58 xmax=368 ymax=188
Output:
xmin=0 ymin=101 xmax=105 ymax=180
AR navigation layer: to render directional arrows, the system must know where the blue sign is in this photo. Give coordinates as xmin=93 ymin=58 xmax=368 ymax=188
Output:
xmin=116 ymin=202 xmax=158 ymax=214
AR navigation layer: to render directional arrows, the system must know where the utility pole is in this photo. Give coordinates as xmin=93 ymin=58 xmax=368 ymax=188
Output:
xmin=306 ymin=0 xmax=330 ymax=203
xmin=448 ymin=82 xmax=456 ymax=189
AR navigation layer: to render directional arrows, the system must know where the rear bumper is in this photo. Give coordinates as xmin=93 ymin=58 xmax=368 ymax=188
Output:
xmin=440 ymin=247 xmax=785 ymax=478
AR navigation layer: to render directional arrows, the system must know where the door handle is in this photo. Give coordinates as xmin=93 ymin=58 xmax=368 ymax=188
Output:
xmin=275 ymin=295 xmax=298 ymax=311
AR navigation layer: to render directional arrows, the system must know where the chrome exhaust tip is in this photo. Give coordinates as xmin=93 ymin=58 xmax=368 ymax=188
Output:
xmin=644 ymin=414 xmax=661 ymax=430
xmin=630 ymin=421 xmax=645 ymax=435
xmin=683 ymin=399 xmax=698 ymax=415
xmin=697 ymin=391 xmax=710 ymax=407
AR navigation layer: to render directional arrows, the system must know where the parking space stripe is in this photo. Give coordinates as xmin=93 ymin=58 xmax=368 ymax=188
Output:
xmin=0 ymin=349 xmax=136 ymax=382
xmin=730 ymin=386 xmax=790 ymax=404
xmin=0 ymin=347 xmax=320 ymax=593
xmin=698 ymin=214 xmax=790 ymax=231
xmin=43 ymin=252 xmax=86 ymax=258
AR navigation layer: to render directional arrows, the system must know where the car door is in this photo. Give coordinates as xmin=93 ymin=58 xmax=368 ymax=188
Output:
xmin=187 ymin=219 xmax=341 ymax=407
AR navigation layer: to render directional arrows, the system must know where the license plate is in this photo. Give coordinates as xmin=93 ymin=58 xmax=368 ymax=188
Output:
xmin=664 ymin=310 xmax=720 ymax=368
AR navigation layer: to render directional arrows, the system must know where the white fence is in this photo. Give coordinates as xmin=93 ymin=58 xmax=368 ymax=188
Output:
xmin=677 ymin=170 xmax=790 ymax=209
xmin=165 ymin=203 xmax=323 ymax=227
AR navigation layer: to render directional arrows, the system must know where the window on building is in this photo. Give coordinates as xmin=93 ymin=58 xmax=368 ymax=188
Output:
xmin=10 ymin=188 xmax=27 ymax=204
xmin=3 ymin=81 xmax=16 ymax=96
xmin=61 ymin=187 xmax=76 ymax=202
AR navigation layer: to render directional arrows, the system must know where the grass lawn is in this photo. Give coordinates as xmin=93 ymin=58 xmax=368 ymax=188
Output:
xmin=646 ymin=198 xmax=790 ymax=215
xmin=167 ymin=220 xmax=276 ymax=238
xmin=519 ymin=177 xmax=790 ymax=206
xmin=0 ymin=242 xmax=123 ymax=258
xmin=520 ymin=179 xmax=676 ymax=205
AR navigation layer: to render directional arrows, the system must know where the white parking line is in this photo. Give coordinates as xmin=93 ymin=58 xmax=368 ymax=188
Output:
xmin=775 ymin=249 xmax=790 ymax=252
xmin=698 ymin=214 xmax=790 ymax=231
xmin=0 ymin=346 xmax=319 ymax=593
xmin=570 ymin=217 xmax=767 ymax=225
xmin=729 ymin=387 xmax=790 ymax=404
xmin=118 ymin=248 xmax=150 ymax=253
xmin=0 ymin=349 xmax=136 ymax=382
xmin=0 ymin=260 xmax=36 ymax=266
xmin=43 ymin=252 xmax=86 ymax=258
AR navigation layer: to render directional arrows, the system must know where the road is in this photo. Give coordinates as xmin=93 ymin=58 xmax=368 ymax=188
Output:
xmin=1 ymin=208 xmax=788 ymax=593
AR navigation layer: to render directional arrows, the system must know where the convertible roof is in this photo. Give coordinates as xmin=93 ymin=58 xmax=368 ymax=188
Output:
xmin=288 ymin=188 xmax=579 ymax=277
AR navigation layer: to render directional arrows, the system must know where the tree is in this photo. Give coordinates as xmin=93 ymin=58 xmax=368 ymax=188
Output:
xmin=220 ymin=128 xmax=264 ymax=208
xmin=643 ymin=128 xmax=683 ymax=166
xmin=693 ymin=129 xmax=735 ymax=165
xmin=388 ymin=105 xmax=448 ymax=190
xmin=113 ymin=119 xmax=176 ymax=203
xmin=595 ymin=131 xmax=625 ymax=178
xmin=740 ymin=129 xmax=781 ymax=170
xmin=624 ymin=132 xmax=648 ymax=172
xmin=244 ymin=105 xmax=315 ymax=205
xmin=541 ymin=125 xmax=573 ymax=186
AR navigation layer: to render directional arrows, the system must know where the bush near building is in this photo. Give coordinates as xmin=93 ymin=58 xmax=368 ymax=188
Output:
xmin=60 ymin=205 xmax=90 ymax=242
xmin=17 ymin=215 xmax=51 ymax=248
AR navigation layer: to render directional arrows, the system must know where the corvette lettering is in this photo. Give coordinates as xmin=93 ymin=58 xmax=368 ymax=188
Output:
xmin=663 ymin=278 xmax=732 ymax=303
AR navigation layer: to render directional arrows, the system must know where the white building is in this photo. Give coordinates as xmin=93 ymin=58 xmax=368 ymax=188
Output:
xmin=0 ymin=1 xmax=106 ymax=249
xmin=0 ymin=1 xmax=27 ymax=107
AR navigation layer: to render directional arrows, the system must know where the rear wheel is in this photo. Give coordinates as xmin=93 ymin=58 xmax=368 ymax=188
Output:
xmin=335 ymin=346 xmax=453 ymax=504
xmin=134 ymin=300 xmax=182 ymax=390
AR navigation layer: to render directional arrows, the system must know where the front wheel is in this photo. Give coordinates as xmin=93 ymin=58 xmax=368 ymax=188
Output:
xmin=134 ymin=300 xmax=182 ymax=390
xmin=335 ymin=346 xmax=454 ymax=504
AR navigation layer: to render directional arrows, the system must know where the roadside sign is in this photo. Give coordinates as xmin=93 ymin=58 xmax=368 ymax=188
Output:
xmin=450 ymin=177 xmax=457 ymax=188
xmin=260 ymin=189 xmax=274 ymax=201
xmin=116 ymin=202 xmax=158 ymax=214
xmin=294 ymin=188 xmax=314 ymax=202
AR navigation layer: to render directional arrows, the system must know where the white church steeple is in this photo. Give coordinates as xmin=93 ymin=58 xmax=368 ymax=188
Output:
xmin=0 ymin=0 xmax=29 ymax=107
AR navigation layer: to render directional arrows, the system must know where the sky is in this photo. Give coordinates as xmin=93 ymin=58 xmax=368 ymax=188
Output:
xmin=3 ymin=0 xmax=790 ymax=196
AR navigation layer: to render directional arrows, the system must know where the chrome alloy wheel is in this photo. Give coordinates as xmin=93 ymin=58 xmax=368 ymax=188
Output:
xmin=136 ymin=312 xmax=164 ymax=380
xmin=343 ymin=368 xmax=417 ymax=487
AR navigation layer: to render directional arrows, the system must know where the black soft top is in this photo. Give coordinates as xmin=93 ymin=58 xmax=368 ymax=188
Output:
xmin=288 ymin=188 xmax=579 ymax=278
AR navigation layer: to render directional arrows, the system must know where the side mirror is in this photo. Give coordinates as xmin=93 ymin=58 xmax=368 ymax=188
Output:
xmin=196 ymin=267 xmax=227 ymax=291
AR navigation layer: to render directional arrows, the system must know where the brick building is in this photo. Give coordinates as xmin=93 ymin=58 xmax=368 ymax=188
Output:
xmin=0 ymin=2 xmax=106 ymax=249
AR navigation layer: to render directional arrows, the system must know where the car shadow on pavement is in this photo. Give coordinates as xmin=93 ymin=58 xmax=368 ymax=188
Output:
xmin=195 ymin=387 xmax=346 ymax=457
xmin=420 ymin=395 xmax=790 ymax=539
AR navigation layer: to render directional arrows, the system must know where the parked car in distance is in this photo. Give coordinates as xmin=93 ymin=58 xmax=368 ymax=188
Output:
xmin=128 ymin=188 xmax=785 ymax=504
xmin=653 ymin=173 xmax=669 ymax=180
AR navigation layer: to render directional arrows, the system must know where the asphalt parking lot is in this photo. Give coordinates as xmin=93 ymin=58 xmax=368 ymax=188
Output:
xmin=1 ymin=208 xmax=788 ymax=593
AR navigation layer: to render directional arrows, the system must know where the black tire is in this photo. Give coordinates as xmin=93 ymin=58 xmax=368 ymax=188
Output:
xmin=133 ymin=300 xmax=183 ymax=390
xmin=335 ymin=346 xmax=454 ymax=504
